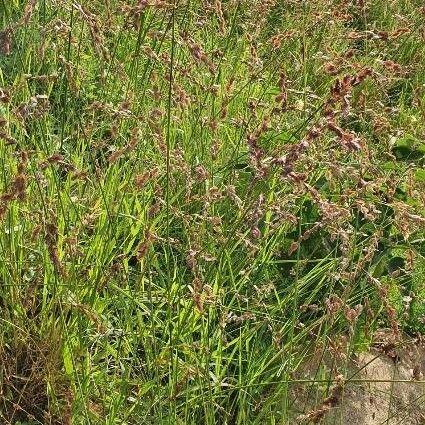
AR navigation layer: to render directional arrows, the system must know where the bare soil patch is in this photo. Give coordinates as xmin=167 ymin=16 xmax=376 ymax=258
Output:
xmin=291 ymin=333 xmax=425 ymax=424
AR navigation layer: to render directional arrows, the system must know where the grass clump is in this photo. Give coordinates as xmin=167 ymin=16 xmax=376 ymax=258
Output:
xmin=0 ymin=0 xmax=424 ymax=423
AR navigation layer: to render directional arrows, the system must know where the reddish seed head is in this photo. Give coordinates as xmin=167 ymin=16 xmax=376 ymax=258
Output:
xmin=324 ymin=62 xmax=339 ymax=75
xmin=0 ymin=30 xmax=12 ymax=55
xmin=251 ymin=226 xmax=261 ymax=239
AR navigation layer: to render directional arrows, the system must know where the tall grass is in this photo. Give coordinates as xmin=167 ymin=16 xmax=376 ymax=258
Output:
xmin=0 ymin=0 xmax=424 ymax=423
